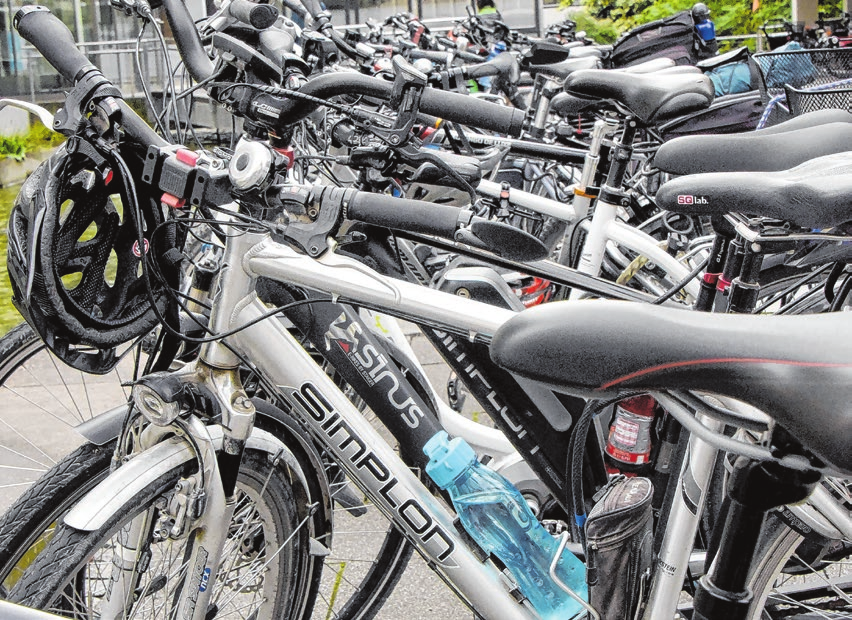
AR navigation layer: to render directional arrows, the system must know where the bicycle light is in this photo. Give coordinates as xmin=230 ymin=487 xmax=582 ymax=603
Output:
xmin=132 ymin=374 xmax=183 ymax=426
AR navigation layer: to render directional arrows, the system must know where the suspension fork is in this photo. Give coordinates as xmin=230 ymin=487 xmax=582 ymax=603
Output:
xmin=105 ymin=224 xmax=264 ymax=620
xmin=100 ymin=405 xmax=234 ymax=620
xmin=692 ymin=460 xmax=820 ymax=620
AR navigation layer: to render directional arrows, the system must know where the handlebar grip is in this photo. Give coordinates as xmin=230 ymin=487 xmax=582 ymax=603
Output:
xmin=466 ymin=52 xmax=517 ymax=79
xmin=279 ymin=73 xmax=524 ymax=137
xmin=345 ymin=190 xmax=463 ymax=238
xmin=14 ymin=6 xmax=96 ymax=83
xmin=229 ymin=0 xmax=279 ymax=29
xmin=419 ymin=89 xmax=524 ymax=137
xmin=457 ymin=50 xmax=486 ymax=63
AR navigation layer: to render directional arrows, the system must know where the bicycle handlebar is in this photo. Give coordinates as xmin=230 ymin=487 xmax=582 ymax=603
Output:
xmin=466 ymin=52 xmax=517 ymax=80
xmin=15 ymin=7 xmax=167 ymax=148
xmin=162 ymin=0 xmax=215 ymax=82
xmin=14 ymin=6 xmax=95 ymax=84
xmin=228 ymin=0 xmax=279 ymax=30
xmin=344 ymin=189 xmax=467 ymax=238
xmin=277 ymin=72 xmax=524 ymax=136
xmin=332 ymin=188 xmax=548 ymax=261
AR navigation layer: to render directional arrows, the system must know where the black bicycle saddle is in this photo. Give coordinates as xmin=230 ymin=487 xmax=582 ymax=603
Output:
xmin=656 ymin=151 xmax=852 ymax=228
xmin=563 ymin=69 xmax=714 ymax=124
xmin=655 ymin=109 xmax=852 ymax=175
xmin=490 ymin=300 xmax=852 ymax=474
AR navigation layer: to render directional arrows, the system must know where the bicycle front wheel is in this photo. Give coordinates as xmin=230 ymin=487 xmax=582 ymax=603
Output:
xmin=9 ymin=449 xmax=321 ymax=619
xmin=747 ymin=481 xmax=852 ymax=618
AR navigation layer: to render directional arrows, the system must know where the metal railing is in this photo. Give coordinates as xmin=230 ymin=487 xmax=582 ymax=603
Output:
xmin=4 ymin=37 xmax=169 ymax=101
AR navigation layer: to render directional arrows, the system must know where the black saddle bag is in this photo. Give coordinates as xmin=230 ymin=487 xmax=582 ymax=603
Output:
xmin=585 ymin=476 xmax=654 ymax=620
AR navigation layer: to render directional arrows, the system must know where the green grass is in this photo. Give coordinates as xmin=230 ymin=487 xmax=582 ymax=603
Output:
xmin=0 ymin=124 xmax=64 ymax=162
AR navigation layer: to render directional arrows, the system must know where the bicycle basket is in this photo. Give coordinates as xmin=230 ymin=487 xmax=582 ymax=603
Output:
xmin=784 ymin=83 xmax=852 ymax=116
xmin=751 ymin=47 xmax=852 ymax=103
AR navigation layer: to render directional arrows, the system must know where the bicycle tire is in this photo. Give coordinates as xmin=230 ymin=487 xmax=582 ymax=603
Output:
xmin=747 ymin=505 xmax=852 ymax=618
xmin=9 ymin=449 xmax=321 ymax=619
xmin=0 ymin=441 xmax=113 ymax=596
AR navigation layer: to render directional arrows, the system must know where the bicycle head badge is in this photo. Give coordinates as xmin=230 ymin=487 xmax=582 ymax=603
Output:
xmin=7 ymin=140 xmax=169 ymax=373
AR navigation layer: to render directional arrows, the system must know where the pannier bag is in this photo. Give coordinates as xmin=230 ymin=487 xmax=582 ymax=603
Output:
xmin=611 ymin=11 xmax=696 ymax=67
xmin=585 ymin=475 xmax=653 ymax=620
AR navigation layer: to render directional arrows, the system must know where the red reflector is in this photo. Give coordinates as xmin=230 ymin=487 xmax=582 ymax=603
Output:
xmin=176 ymin=149 xmax=198 ymax=167
xmin=161 ymin=193 xmax=186 ymax=209
xmin=103 ymin=168 xmax=113 ymax=185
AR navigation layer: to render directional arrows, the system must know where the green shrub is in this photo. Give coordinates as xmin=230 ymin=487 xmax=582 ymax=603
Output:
xmin=564 ymin=0 xmax=846 ymax=44
xmin=0 ymin=122 xmax=64 ymax=162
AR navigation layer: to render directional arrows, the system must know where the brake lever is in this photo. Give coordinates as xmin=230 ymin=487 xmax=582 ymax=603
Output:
xmin=455 ymin=219 xmax=549 ymax=263
xmin=366 ymin=55 xmax=427 ymax=147
xmin=0 ymin=99 xmax=55 ymax=133
xmin=393 ymin=144 xmax=479 ymax=206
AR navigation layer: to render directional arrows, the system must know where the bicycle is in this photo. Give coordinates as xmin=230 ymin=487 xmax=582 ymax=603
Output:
xmin=4 ymin=9 xmax=852 ymax=620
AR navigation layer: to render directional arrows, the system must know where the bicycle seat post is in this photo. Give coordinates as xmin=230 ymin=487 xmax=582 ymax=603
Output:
xmin=570 ymin=117 xmax=639 ymax=290
xmin=693 ymin=458 xmax=821 ymax=620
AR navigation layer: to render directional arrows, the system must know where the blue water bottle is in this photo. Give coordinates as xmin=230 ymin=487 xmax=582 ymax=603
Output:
xmin=424 ymin=431 xmax=587 ymax=620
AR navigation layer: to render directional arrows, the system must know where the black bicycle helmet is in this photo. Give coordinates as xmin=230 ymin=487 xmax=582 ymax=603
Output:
xmin=691 ymin=2 xmax=711 ymax=23
xmin=7 ymin=138 xmax=170 ymax=373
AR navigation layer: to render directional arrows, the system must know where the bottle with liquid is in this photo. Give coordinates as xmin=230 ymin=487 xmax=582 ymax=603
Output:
xmin=424 ymin=431 xmax=587 ymax=620
xmin=605 ymin=394 xmax=658 ymax=475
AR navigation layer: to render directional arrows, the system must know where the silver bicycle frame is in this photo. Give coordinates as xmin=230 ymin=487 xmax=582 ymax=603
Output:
xmin=89 ymin=215 xmax=850 ymax=618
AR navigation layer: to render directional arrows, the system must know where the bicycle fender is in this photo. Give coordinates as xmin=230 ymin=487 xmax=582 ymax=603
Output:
xmin=72 ymin=398 xmax=333 ymax=533
xmin=0 ymin=600 xmax=65 ymax=620
xmin=74 ymin=404 xmax=127 ymax=446
xmin=63 ymin=425 xmax=304 ymax=531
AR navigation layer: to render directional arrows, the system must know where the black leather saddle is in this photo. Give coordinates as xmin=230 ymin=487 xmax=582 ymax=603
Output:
xmin=490 ymin=300 xmax=852 ymax=474
xmin=563 ymin=69 xmax=714 ymax=125
xmin=655 ymin=109 xmax=852 ymax=175
xmin=656 ymin=151 xmax=852 ymax=228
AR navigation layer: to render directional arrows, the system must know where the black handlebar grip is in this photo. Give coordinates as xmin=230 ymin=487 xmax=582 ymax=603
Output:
xmin=14 ymin=6 xmax=96 ymax=83
xmin=457 ymin=50 xmax=486 ymax=63
xmin=229 ymin=0 xmax=279 ymax=29
xmin=345 ymin=191 xmax=463 ymax=238
xmin=419 ymin=88 xmax=524 ymax=137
